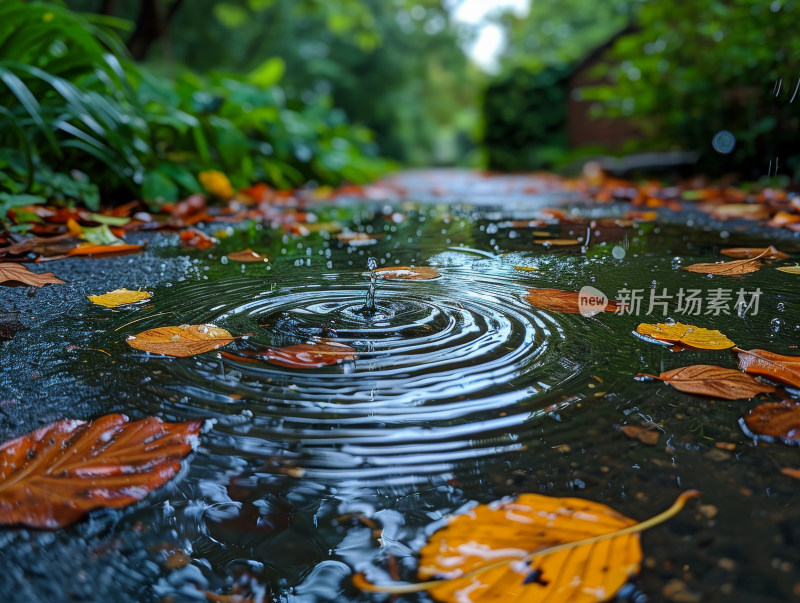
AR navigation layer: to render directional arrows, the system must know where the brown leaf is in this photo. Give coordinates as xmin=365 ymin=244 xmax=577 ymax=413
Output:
xmin=637 ymin=365 xmax=776 ymax=399
xmin=0 ymin=414 xmax=201 ymax=528
xmin=226 ymin=249 xmax=267 ymax=262
xmin=265 ymin=341 xmax=357 ymax=368
xmin=743 ymin=401 xmax=800 ymax=445
xmin=524 ymin=288 xmax=620 ymax=314
xmin=735 ymin=348 xmax=800 ymax=388
xmin=720 ymin=245 xmax=789 ymax=259
xmin=679 ymin=256 xmax=763 ymax=275
xmin=127 ymin=324 xmax=236 ymax=357
xmin=621 ymin=425 xmax=660 ymax=445
xmin=371 ymin=266 xmax=441 ymax=280
xmin=0 ymin=263 xmax=64 ymax=287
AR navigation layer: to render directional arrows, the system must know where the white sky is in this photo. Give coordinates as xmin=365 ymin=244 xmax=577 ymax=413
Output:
xmin=448 ymin=0 xmax=530 ymax=72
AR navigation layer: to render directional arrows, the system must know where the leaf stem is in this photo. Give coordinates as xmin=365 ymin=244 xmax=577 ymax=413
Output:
xmin=353 ymin=490 xmax=700 ymax=594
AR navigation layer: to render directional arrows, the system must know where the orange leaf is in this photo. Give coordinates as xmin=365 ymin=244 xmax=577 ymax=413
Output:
xmin=0 ymin=414 xmax=200 ymax=528
xmin=524 ymin=288 xmax=620 ymax=314
xmin=620 ymin=425 xmax=659 ymax=445
xmin=127 ymin=324 xmax=236 ymax=357
xmin=743 ymin=401 xmax=800 ymax=445
xmin=680 ymin=251 xmax=767 ymax=275
xmin=735 ymin=348 xmax=800 ymax=388
xmin=355 ymin=491 xmax=698 ymax=603
xmin=66 ymin=243 xmax=144 ymax=256
xmin=227 ymin=248 xmax=267 ymax=262
xmin=0 ymin=263 xmax=64 ymax=287
xmin=637 ymin=365 xmax=775 ymax=399
xmin=180 ymin=229 xmax=215 ymax=250
xmin=370 ymin=266 xmax=441 ymax=280
xmin=534 ymin=239 xmax=582 ymax=246
xmin=265 ymin=341 xmax=356 ymax=368
xmin=720 ymin=245 xmax=789 ymax=259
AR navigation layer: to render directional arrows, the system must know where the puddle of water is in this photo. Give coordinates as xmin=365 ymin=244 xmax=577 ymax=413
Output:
xmin=2 ymin=188 xmax=800 ymax=602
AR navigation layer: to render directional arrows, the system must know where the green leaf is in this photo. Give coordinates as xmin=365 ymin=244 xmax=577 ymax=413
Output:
xmin=81 ymin=224 xmax=122 ymax=245
xmin=141 ymin=169 xmax=179 ymax=206
xmin=248 ymin=58 xmax=285 ymax=89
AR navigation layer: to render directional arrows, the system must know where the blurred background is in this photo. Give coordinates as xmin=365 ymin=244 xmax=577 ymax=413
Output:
xmin=2 ymin=0 xmax=799 ymax=210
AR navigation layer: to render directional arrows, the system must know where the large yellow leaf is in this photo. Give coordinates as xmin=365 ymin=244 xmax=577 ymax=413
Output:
xmin=127 ymin=324 xmax=236 ymax=357
xmin=88 ymin=288 xmax=151 ymax=308
xmin=635 ymin=322 xmax=734 ymax=350
xmin=355 ymin=491 xmax=698 ymax=603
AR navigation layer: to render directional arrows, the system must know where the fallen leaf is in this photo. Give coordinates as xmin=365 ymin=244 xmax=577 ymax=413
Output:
xmin=534 ymin=239 xmax=582 ymax=246
xmin=776 ymin=265 xmax=800 ymax=274
xmin=0 ymin=413 xmax=201 ymax=528
xmin=66 ymin=243 xmax=144 ymax=256
xmin=265 ymin=341 xmax=357 ymax=368
xmin=637 ymin=365 xmax=775 ymax=400
xmin=370 ymin=266 xmax=441 ymax=280
xmin=742 ymin=401 xmax=800 ymax=445
xmin=679 ymin=252 xmax=766 ymax=275
xmin=88 ymin=288 xmax=151 ymax=308
xmin=337 ymin=232 xmax=382 ymax=245
xmin=620 ymin=425 xmax=660 ymax=445
xmin=735 ymin=348 xmax=800 ymax=388
xmin=227 ymin=249 xmax=267 ymax=262
xmin=709 ymin=204 xmax=771 ymax=220
xmin=635 ymin=323 xmax=734 ymax=350
xmin=780 ymin=468 xmax=800 ymax=480
xmin=513 ymin=266 xmax=539 ymax=272
xmin=127 ymin=324 xmax=236 ymax=357
xmin=354 ymin=491 xmax=698 ymax=603
xmin=0 ymin=263 xmax=64 ymax=287
xmin=180 ymin=229 xmax=216 ymax=250
xmin=720 ymin=245 xmax=789 ymax=259
xmin=524 ymin=288 xmax=620 ymax=314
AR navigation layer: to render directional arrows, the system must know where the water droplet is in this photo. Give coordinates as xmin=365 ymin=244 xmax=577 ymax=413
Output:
xmin=664 ymin=317 xmax=676 ymax=325
xmin=712 ymin=130 xmax=736 ymax=154
xmin=777 ymin=302 xmax=785 ymax=311
xmin=612 ymin=246 xmax=626 ymax=259
xmin=220 ymin=256 xmax=228 ymax=265
xmin=770 ymin=318 xmax=783 ymax=333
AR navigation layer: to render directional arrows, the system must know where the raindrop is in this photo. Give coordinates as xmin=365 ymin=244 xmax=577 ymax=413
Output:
xmin=612 ymin=245 xmax=626 ymax=259
xmin=770 ymin=318 xmax=783 ymax=333
xmin=777 ymin=302 xmax=785 ymax=311
xmin=664 ymin=317 xmax=676 ymax=325
xmin=712 ymin=130 xmax=736 ymax=154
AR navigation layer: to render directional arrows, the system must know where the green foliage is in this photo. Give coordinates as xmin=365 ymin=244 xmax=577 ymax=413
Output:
xmin=483 ymin=66 xmax=571 ymax=171
xmin=581 ymin=0 xmax=800 ymax=177
xmin=0 ymin=0 xmax=395 ymax=216
xmin=135 ymin=0 xmax=480 ymax=166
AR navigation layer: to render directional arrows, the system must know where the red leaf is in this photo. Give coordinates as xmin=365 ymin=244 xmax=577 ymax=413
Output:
xmin=0 ymin=414 xmax=201 ymax=528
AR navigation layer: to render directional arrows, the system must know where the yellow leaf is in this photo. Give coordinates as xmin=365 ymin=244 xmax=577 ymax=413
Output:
xmin=636 ymin=322 xmax=734 ymax=350
xmin=355 ymin=491 xmax=698 ymax=603
xmin=127 ymin=324 xmax=236 ymax=357
xmin=198 ymin=170 xmax=234 ymax=199
xmin=88 ymin=288 xmax=151 ymax=308
xmin=777 ymin=265 xmax=800 ymax=274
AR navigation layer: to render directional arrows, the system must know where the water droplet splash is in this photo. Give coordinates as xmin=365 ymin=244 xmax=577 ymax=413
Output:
xmin=360 ymin=257 xmax=379 ymax=315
